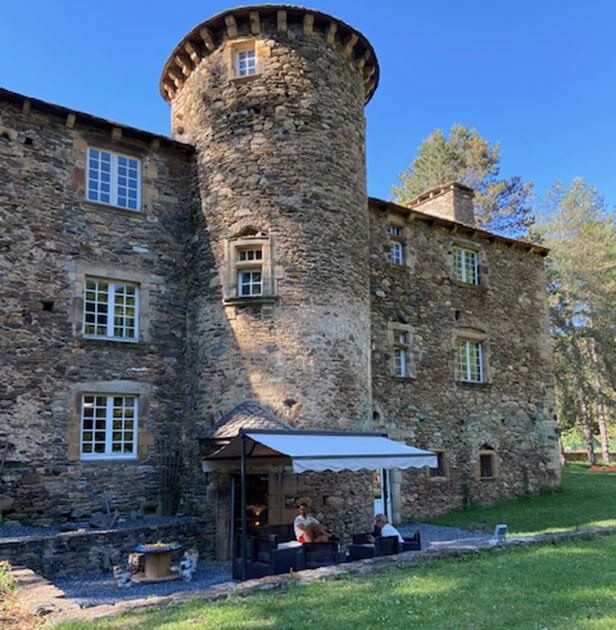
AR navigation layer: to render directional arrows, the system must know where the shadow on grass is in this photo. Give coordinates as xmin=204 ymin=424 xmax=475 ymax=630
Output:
xmin=56 ymin=535 xmax=616 ymax=630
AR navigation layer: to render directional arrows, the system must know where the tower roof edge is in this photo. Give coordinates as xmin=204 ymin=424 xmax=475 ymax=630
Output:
xmin=159 ymin=4 xmax=379 ymax=105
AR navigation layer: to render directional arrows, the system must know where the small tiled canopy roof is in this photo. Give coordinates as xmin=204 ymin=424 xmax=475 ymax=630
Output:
xmin=203 ymin=400 xmax=291 ymax=441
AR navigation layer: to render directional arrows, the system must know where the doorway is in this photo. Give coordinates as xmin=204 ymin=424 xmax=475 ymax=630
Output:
xmin=231 ymin=473 xmax=269 ymax=539
xmin=372 ymin=468 xmax=392 ymax=520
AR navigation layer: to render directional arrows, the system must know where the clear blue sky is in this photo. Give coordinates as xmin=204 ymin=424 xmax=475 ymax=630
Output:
xmin=2 ymin=1 xmax=615 ymax=207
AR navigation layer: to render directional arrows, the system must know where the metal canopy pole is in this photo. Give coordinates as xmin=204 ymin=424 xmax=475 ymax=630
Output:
xmin=382 ymin=468 xmax=388 ymax=520
xmin=240 ymin=432 xmax=247 ymax=581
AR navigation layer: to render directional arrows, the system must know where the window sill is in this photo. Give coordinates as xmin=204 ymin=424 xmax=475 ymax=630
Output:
xmin=230 ymin=73 xmax=261 ymax=84
xmin=388 ymin=263 xmax=410 ymax=272
xmin=392 ymin=375 xmax=415 ymax=381
xmin=456 ymin=380 xmax=490 ymax=388
xmin=83 ymin=200 xmax=144 ymax=217
xmin=223 ymin=295 xmax=278 ymax=306
xmin=428 ymin=475 xmax=448 ymax=482
xmin=479 ymin=476 xmax=497 ymax=481
xmin=81 ymin=336 xmax=141 ymax=345
xmin=452 ymin=280 xmax=486 ymax=291
xmin=80 ymin=456 xmax=138 ymax=462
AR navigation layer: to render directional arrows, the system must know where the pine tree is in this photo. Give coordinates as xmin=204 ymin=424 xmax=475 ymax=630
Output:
xmin=538 ymin=178 xmax=616 ymax=465
xmin=392 ymin=124 xmax=534 ymax=235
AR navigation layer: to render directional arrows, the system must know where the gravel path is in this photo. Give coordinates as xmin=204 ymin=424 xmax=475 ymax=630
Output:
xmin=53 ymin=562 xmax=233 ymax=608
xmin=48 ymin=522 xmax=488 ymax=607
xmin=399 ymin=523 xmax=491 ymax=548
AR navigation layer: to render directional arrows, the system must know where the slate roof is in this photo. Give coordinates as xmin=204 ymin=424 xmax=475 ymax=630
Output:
xmin=203 ymin=400 xmax=291 ymax=440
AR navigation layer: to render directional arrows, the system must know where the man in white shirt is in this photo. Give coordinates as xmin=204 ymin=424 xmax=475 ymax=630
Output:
xmin=368 ymin=513 xmax=404 ymax=543
xmin=293 ymin=502 xmax=319 ymax=542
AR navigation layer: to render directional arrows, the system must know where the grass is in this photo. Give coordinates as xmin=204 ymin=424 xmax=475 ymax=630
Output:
xmin=56 ymin=535 xmax=616 ymax=630
xmin=425 ymin=464 xmax=616 ymax=535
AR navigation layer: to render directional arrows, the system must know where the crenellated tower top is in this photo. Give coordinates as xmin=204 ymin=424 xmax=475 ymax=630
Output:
xmin=159 ymin=4 xmax=379 ymax=104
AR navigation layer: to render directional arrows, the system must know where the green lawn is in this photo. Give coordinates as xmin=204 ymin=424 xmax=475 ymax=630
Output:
xmin=425 ymin=464 xmax=616 ymax=535
xmin=57 ymin=535 xmax=616 ymax=630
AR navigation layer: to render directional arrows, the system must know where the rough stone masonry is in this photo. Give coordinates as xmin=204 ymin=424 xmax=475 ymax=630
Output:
xmin=0 ymin=4 xmax=560 ymax=557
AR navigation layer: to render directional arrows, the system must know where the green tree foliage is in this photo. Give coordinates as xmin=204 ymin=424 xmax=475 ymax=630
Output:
xmin=392 ymin=124 xmax=534 ymax=235
xmin=538 ymin=178 xmax=616 ymax=464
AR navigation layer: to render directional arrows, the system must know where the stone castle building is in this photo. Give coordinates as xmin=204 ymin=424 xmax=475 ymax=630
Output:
xmin=0 ymin=5 xmax=560 ymax=555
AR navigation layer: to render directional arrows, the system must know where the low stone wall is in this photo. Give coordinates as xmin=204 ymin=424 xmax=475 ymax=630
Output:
xmin=0 ymin=517 xmax=213 ymax=579
xmin=563 ymin=452 xmax=616 ymax=463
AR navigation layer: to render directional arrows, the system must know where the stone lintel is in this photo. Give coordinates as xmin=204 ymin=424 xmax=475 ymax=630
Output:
xmin=199 ymin=27 xmax=216 ymax=51
xmin=249 ymin=11 xmax=261 ymax=35
xmin=224 ymin=15 xmax=238 ymax=39
xmin=325 ymin=22 xmax=337 ymax=44
xmin=277 ymin=10 xmax=287 ymax=32
xmin=303 ymin=13 xmax=314 ymax=36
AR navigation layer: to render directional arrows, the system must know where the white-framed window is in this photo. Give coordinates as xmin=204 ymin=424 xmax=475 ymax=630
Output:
xmin=393 ymin=329 xmax=410 ymax=378
xmin=389 ymin=223 xmax=405 ymax=266
xmin=390 ymin=241 xmax=404 ymax=266
xmin=236 ymin=48 xmax=257 ymax=76
xmin=83 ymin=278 xmax=139 ymax=341
xmin=457 ymin=338 xmax=483 ymax=383
xmin=235 ymin=246 xmax=264 ymax=297
xmin=453 ymin=246 xmax=478 ymax=285
xmin=238 ymin=270 xmax=262 ymax=296
xmin=80 ymin=394 xmax=137 ymax=459
xmin=87 ymin=148 xmax=141 ymax=211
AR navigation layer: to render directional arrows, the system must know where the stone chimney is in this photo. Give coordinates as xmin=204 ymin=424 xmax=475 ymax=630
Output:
xmin=407 ymin=182 xmax=475 ymax=226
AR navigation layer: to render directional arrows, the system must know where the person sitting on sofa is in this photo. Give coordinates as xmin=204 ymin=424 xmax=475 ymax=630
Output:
xmin=367 ymin=513 xmax=404 ymax=543
xmin=293 ymin=501 xmax=328 ymax=542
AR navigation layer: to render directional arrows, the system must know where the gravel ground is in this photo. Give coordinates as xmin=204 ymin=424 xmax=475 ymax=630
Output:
xmin=399 ymin=523 xmax=491 ymax=548
xmin=48 ymin=523 xmax=488 ymax=607
xmin=0 ymin=516 xmax=200 ymax=541
xmin=53 ymin=562 xmax=233 ymax=608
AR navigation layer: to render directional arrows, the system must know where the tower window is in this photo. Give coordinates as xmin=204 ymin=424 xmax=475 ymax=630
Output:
xmin=237 ymin=48 xmax=256 ymax=77
xmin=238 ymin=270 xmax=262 ymax=297
xmin=389 ymin=223 xmax=405 ymax=266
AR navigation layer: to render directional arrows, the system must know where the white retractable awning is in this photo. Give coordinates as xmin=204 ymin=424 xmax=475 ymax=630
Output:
xmin=202 ymin=430 xmax=437 ymax=473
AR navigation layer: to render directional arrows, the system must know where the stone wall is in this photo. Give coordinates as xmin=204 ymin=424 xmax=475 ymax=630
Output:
xmin=0 ymin=97 xmax=197 ymax=524
xmin=0 ymin=518 xmax=212 ymax=578
xmin=368 ymin=200 xmax=560 ymax=520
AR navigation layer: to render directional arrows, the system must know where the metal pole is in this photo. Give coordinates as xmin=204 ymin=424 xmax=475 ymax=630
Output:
xmin=241 ymin=432 xmax=247 ymax=581
xmin=382 ymin=468 xmax=388 ymax=520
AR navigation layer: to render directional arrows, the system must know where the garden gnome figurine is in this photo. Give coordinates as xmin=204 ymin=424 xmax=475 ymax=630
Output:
xmin=180 ymin=549 xmax=199 ymax=581
xmin=112 ymin=564 xmax=132 ymax=589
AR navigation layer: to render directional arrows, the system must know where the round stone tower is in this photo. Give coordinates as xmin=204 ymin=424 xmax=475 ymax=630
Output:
xmin=161 ymin=6 xmax=379 ymax=430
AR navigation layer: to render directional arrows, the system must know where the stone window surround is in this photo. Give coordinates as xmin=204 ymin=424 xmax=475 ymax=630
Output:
xmin=68 ymin=261 xmax=161 ymax=344
xmin=66 ymin=380 xmax=154 ymax=462
xmin=86 ymin=147 xmax=141 ymax=211
xmin=223 ymin=235 xmax=275 ymax=304
xmin=427 ymin=449 xmax=448 ymax=481
xmin=72 ymin=135 xmax=159 ymax=218
xmin=453 ymin=326 xmax=490 ymax=385
xmin=83 ymin=277 xmax=139 ymax=342
xmin=388 ymin=321 xmax=416 ymax=379
xmin=449 ymin=237 xmax=488 ymax=289
xmin=475 ymin=446 xmax=500 ymax=480
xmin=225 ymin=38 xmax=265 ymax=81
xmin=387 ymin=215 xmax=411 ymax=269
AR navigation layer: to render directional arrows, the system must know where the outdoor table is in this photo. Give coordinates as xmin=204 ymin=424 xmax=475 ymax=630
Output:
xmin=132 ymin=542 xmax=183 ymax=583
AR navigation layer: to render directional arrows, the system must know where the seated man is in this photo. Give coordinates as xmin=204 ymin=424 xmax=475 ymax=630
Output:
xmin=367 ymin=513 xmax=404 ymax=543
xmin=293 ymin=501 xmax=328 ymax=542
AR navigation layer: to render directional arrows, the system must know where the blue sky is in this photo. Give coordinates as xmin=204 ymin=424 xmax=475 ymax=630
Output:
xmin=2 ymin=1 xmax=614 ymax=207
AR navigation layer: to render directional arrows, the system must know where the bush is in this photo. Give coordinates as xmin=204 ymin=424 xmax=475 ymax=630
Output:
xmin=0 ymin=561 xmax=14 ymax=594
